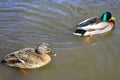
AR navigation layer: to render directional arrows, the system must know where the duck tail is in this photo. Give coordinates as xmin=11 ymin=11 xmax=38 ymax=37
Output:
xmin=1 ymin=59 xmax=7 ymax=63
xmin=73 ymin=29 xmax=86 ymax=36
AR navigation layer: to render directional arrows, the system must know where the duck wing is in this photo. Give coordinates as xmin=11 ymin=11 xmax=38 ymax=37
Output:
xmin=3 ymin=48 xmax=36 ymax=64
xmin=77 ymin=17 xmax=100 ymax=27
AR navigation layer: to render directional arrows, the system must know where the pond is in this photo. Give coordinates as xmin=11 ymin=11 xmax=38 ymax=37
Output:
xmin=0 ymin=0 xmax=120 ymax=80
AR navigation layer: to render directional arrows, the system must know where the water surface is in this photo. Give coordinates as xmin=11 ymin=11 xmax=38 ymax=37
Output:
xmin=0 ymin=0 xmax=120 ymax=80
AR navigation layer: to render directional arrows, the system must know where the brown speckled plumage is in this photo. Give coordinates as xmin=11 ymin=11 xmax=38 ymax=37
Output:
xmin=1 ymin=43 xmax=54 ymax=69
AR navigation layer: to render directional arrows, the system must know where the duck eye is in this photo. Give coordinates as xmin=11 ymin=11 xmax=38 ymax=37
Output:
xmin=47 ymin=49 xmax=50 ymax=51
xmin=45 ymin=47 xmax=50 ymax=51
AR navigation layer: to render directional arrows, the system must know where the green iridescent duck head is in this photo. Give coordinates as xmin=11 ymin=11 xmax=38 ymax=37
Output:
xmin=100 ymin=12 xmax=115 ymax=22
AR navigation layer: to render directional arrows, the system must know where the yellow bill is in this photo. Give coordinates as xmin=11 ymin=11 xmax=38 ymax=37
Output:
xmin=111 ymin=16 xmax=116 ymax=21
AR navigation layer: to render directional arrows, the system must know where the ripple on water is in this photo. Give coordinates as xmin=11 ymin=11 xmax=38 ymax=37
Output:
xmin=0 ymin=1 xmax=83 ymax=51
xmin=0 ymin=0 xmax=120 ymax=80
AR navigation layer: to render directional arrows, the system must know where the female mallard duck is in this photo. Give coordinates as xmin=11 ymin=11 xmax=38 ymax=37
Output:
xmin=73 ymin=12 xmax=116 ymax=43
xmin=1 ymin=43 xmax=56 ymax=69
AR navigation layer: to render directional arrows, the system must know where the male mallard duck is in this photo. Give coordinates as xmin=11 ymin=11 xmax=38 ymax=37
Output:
xmin=73 ymin=12 xmax=116 ymax=43
xmin=1 ymin=43 xmax=56 ymax=69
